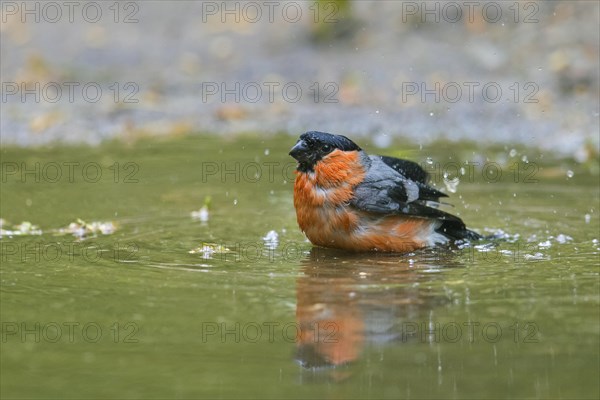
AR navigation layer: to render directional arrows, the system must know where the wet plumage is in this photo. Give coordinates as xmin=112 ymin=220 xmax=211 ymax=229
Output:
xmin=290 ymin=131 xmax=480 ymax=253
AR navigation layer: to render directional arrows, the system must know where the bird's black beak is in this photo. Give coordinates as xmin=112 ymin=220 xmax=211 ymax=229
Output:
xmin=289 ymin=139 xmax=309 ymax=161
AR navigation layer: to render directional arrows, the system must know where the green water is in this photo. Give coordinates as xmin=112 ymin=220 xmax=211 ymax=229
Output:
xmin=1 ymin=135 xmax=598 ymax=399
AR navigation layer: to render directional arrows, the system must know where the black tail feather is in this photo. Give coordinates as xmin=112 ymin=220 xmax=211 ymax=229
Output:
xmin=436 ymin=219 xmax=482 ymax=241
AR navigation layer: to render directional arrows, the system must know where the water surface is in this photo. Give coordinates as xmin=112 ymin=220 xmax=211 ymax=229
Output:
xmin=1 ymin=135 xmax=598 ymax=399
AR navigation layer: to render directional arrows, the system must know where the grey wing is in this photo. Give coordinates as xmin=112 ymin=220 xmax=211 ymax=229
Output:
xmin=351 ymin=155 xmax=447 ymax=215
xmin=350 ymin=155 xmax=481 ymax=240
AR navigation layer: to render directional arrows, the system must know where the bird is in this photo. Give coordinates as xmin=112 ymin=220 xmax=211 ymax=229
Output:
xmin=289 ymin=131 xmax=481 ymax=253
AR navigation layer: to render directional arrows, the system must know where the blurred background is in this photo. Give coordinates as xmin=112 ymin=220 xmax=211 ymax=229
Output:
xmin=1 ymin=0 xmax=598 ymax=159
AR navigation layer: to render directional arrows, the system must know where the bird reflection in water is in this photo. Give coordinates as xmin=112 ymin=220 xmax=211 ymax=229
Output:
xmin=294 ymin=246 xmax=464 ymax=373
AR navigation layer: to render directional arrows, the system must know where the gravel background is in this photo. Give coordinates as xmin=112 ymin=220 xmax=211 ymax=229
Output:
xmin=1 ymin=1 xmax=598 ymax=159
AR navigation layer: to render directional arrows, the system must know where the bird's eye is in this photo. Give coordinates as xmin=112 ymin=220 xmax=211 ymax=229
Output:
xmin=321 ymin=144 xmax=332 ymax=153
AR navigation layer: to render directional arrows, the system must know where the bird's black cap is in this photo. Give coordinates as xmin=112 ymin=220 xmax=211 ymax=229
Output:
xmin=299 ymin=131 xmax=361 ymax=152
xmin=289 ymin=131 xmax=361 ymax=172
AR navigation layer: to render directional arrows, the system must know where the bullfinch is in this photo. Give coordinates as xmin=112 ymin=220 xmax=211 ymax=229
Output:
xmin=289 ymin=131 xmax=481 ymax=253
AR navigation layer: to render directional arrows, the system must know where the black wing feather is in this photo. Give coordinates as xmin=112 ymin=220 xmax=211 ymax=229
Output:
xmin=392 ymin=201 xmax=480 ymax=240
xmin=378 ymin=156 xmax=447 ymax=202
xmin=352 ymin=154 xmax=481 ymax=241
xmin=379 ymin=156 xmax=429 ymax=185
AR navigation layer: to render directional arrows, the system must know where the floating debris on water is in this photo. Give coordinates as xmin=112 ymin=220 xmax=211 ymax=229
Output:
xmin=0 ymin=221 xmax=43 ymax=237
xmin=475 ymin=243 xmax=496 ymax=252
xmin=538 ymin=240 xmax=552 ymax=249
xmin=56 ymin=219 xmax=116 ymax=239
xmin=523 ymin=252 xmax=548 ymax=261
xmin=14 ymin=221 xmax=43 ymax=235
xmin=189 ymin=243 xmax=231 ymax=259
xmin=0 ymin=219 xmax=117 ymax=239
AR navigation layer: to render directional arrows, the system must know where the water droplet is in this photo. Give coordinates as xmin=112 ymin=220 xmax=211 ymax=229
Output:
xmin=521 ymin=155 xmax=528 ymax=163
xmin=375 ymin=110 xmax=379 ymax=114
xmin=426 ymin=157 xmax=433 ymax=165
xmin=584 ymin=214 xmax=591 ymax=223
xmin=233 ymin=199 xmax=238 ymax=205
xmin=443 ymin=172 xmax=460 ymax=193
xmin=191 ymin=206 xmax=210 ymax=222
xmin=509 ymin=149 xmax=517 ymax=157
xmin=264 ymin=149 xmax=270 ymax=156
xmin=429 ymin=112 xmax=434 ymax=116
xmin=566 ymin=170 xmax=574 ymax=178
xmin=263 ymin=230 xmax=279 ymax=250
xmin=538 ymin=67 xmax=542 ymax=71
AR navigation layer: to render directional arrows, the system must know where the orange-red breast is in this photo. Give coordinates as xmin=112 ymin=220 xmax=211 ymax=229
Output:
xmin=290 ymin=131 xmax=481 ymax=253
